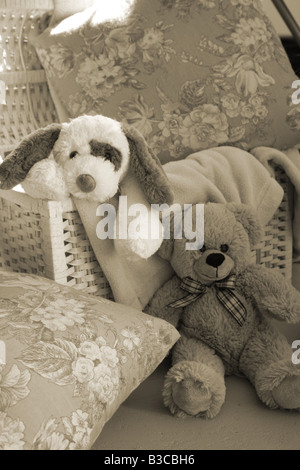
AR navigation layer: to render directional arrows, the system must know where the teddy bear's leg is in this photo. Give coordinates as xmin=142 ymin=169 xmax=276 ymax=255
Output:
xmin=239 ymin=319 xmax=300 ymax=410
xmin=162 ymin=335 xmax=226 ymax=419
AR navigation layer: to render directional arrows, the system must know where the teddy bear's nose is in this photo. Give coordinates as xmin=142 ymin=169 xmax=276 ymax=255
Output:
xmin=206 ymin=253 xmax=225 ymax=268
xmin=76 ymin=174 xmax=96 ymax=193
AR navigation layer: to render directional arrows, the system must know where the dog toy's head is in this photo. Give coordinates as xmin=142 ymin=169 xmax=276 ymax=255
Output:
xmin=0 ymin=115 xmax=173 ymax=205
xmin=158 ymin=203 xmax=262 ymax=283
xmin=54 ymin=115 xmax=130 ymax=202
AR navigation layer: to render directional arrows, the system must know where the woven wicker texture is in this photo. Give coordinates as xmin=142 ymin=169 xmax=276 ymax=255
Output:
xmin=0 ymin=0 xmax=58 ymax=154
xmin=0 ymin=0 xmax=294 ymax=298
xmin=251 ymin=169 xmax=293 ymax=279
xmin=0 ymin=189 xmax=113 ymax=298
xmin=0 ymin=167 xmax=293 ymax=300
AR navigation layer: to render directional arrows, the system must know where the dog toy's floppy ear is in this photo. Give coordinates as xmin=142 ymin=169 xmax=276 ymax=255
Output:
xmin=0 ymin=123 xmax=62 ymax=189
xmin=122 ymin=124 xmax=174 ymax=205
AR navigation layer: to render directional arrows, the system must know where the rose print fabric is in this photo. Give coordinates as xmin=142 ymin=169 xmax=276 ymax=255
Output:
xmin=31 ymin=0 xmax=300 ymax=163
xmin=0 ymin=271 xmax=179 ymax=450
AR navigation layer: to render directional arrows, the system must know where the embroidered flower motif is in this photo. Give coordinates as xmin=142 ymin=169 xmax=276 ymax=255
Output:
xmin=79 ymin=341 xmax=101 ymax=361
xmin=105 ymin=27 xmax=137 ymax=59
xmin=240 ymin=104 xmax=255 ymax=119
xmin=30 ymin=297 xmax=86 ymax=332
xmin=121 ymin=327 xmax=141 ymax=351
xmin=179 ymin=79 xmax=206 ymax=109
xmin=66 ymin=92 xmax=94 ymax=117
xmin=0 ymin=364 xmax=31 ymax=410
xmin=98 ymin=346 xmax=119 ymax=368
xmin=137 ymin=24 xmax=175 ymax=64
xmin=230 ymin=0 xmax=252 ymax=6
xmin=216 ymin=54 xmax=275 ymax=97
xmin=87 ymin=364 xmax=119 ymax=404
xmin=119 ymin=94 xmax=155 ymax=136
xmin=179 ymin=104 xmax=229 ymax=149
xmin=69 ymin=430 xmax=92 ymax=450
xmin=220 ymin=93 xmax=242 ymax=118
xmin=72 ymin=357 xmax=95 ymax=384
xmin=48 ymin=44 xmax=74 ymax=78
xmin=35 ymin=48 xmax=53 ymax=75
xmin=65 ymin=409 xmax=92 ymax=450
xmin=158 ymin=110 xmax=184 ymax=138
xmin=0 ymin=270 xmax=178 ymax=450
xmin=286 ymin=105 xmax=300 ymax=131
xmin=229 ymin=18 xmax=273 ymax=54
xmin=71 ymin=410 xmax=90 ymax=434
xmin=76 ymin=55 xmax=127 ymax=100
xmin=0 ymin=412 xmax=25 ymax=450
xmin=33 ymin=419 xmax=69 ymax=450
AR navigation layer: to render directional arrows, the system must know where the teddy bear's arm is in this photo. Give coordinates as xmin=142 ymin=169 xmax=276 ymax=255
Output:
xmin=144 ymin=275 xmax=184 ymax=328
xmin=239 ymin=265 xmax=300 ymax=323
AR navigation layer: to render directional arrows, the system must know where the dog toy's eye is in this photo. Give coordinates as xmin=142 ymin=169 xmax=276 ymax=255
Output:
xmin=104 ymin=149 xmax=113 ymax=160
xmin=199 ymin=244 xmax=206 ymax=253
xmin=70 ymin=151 xmax=78 ymax=159
xmin=220 ymin=244 xmax=229 ymax=253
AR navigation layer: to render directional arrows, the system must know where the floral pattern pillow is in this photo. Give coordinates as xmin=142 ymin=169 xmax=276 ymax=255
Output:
xmin=30 ymin=0 xmax=300 ymax=163
xmin=0 ymin=270 xmax=179 ymax=450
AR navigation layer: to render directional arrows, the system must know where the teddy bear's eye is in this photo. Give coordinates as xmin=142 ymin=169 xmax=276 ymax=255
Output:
xmin=199 ymin=244 xmax=206 ymax=253
xmin=70 ymin=151 xmax=78 ymax=159
xmin=220 ymin=244 xmax=229 ymax=253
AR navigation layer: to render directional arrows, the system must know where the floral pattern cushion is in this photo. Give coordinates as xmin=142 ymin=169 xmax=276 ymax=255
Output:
xmin=30 ymin=0 xmax=300 ymax=164
xmin=0 ymin=270 xmax=179 ymax=450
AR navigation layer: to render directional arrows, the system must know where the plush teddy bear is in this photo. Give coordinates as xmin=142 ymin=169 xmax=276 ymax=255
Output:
xmin=145 ymin=202 xmax=300 ymax=418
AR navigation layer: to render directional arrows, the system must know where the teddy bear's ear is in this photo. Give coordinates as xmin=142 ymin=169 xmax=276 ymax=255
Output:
xmin=0 ymin=123 xmax=62 ymax=190
xmin=122 ymin=124 xmax=174 ymax=205
xmin=226 ymin=203 xmax=263 ymax=247
xmin=157 ymin=238 xmax=174 ymax=261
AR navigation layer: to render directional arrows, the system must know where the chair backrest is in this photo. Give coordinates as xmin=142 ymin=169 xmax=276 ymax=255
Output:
xmin=0 ymin=0 xmax=58 ymax=156
xmin=272 ymin=0 xmax=300 ymax=47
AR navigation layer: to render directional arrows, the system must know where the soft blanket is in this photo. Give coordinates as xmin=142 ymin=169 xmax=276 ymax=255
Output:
xmin=74 ymin=146 xmax=284 ymax=309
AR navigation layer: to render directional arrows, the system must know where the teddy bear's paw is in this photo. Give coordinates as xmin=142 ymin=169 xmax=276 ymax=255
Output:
xmin=272 ymin=375 xmax=300 ymax=410
xmin=171 ymin=378 xmax=212 ymax=417
xmin=162 ymin=360 xmax=226 ymax=419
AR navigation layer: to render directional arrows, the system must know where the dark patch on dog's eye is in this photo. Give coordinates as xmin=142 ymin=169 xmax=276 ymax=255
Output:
xmin=220 ymin=244 xmax=229 ymax=253
xmin=70 ymin=151 xmax=78 ymax=159
xmin=89 ymin=140 xmax=122 ymax=172
xmin=199 ymin=244 xmax=206 ymax=253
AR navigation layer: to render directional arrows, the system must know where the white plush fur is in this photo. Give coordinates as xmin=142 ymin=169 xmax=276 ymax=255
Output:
xmin=21 ymin=158 xmax=69 ymax=201
xmin=52 ymin=114 xmax=164 ymax=258
xmin=63 ymin=154 xmax=121 ymax=202
xmin=53 ymin=115 xmax=130 ymax=202
xmin=114 ymin=170 xmax=165 ymax=259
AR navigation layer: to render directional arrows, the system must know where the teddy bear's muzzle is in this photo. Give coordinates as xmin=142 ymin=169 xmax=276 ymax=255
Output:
xmin=194 ymin=250 xmax=234 ymax=281
xmin=206 ymin=253 xmax=225 ymax=268
xmin=76 ymin=174 xmax=97 ymax=193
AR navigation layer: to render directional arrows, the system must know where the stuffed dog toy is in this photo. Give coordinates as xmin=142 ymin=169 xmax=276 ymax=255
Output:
xmin=0 ymin=114 xmax=173 ymax=204
xmin=145 ymin=202 xmax=300 ymax=418
xmin=0 ymin=115 xmax=174 ymax=258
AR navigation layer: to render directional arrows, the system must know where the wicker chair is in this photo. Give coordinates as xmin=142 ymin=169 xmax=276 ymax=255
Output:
xmin=0 ymin=0 xmax=294 ymax=299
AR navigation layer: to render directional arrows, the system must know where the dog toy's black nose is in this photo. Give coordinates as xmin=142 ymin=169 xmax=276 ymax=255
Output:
xmin=206 ymin=253 xmax=225 ymax=268
xmin=76 ymin=174 xmax=96 ymax=193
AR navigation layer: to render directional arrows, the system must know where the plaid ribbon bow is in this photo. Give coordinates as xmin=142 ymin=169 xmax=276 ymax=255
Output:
xmin=168 ymin=275 xmax=247 ymax=326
